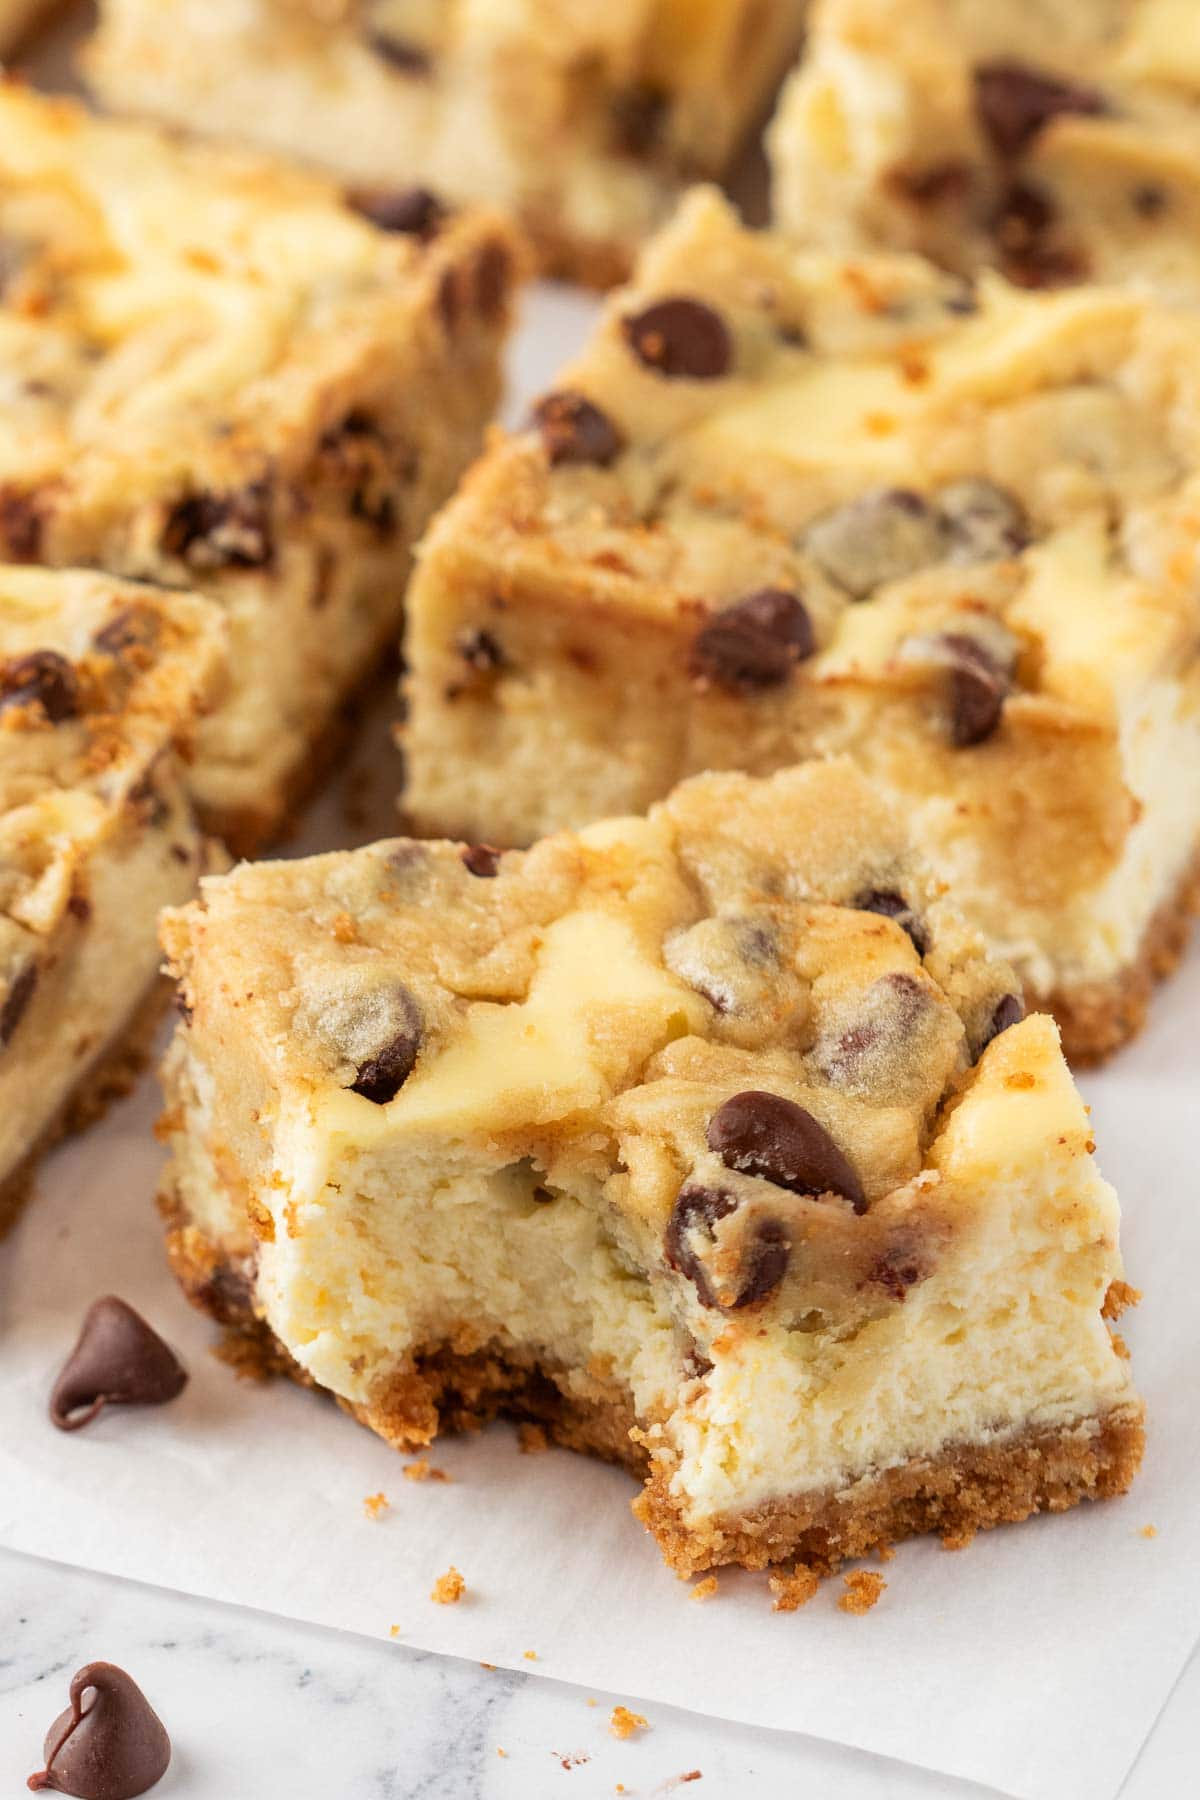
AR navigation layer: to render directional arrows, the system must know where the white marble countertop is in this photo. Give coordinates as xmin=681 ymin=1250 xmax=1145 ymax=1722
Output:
xmin=0 ymin=1547 xmax=1195 ymax=1799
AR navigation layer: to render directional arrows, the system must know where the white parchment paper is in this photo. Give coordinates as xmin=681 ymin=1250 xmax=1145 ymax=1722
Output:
xmin=1 ymin=286 xmax=1198 ymax=1800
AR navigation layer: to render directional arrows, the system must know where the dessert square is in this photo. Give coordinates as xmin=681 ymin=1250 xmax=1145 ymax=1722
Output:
xmin=0 ymin=567 xmax=223 ymax=1228
xmin=159 ymin=760 xmax=1143 ymax=1578
xmin=769 ymin=0 xmax=1200 ymax=300
xmin=88 ymin=0 xmax=807 ymax=286
xmin=403 ymin=187 xmax=1200 ymax=1061
xmin=0 ymin=84 xmax=521 ymax=854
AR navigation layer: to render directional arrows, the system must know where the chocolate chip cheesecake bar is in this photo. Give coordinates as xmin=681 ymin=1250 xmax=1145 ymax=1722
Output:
xmin=0 ymin=568 xmax=223 ymax=1227
xmin=404 ymin=187 xmax=1200 ymax=1062
xmin=87 ymin=0 xmax=806 ymax=286
xmin=0 ymin=85 xmax=520 ymax=854
xmin=159 ymin=759 xmax=1142 ymax=1578
xmin=769 ymin=0 xmax=1200 ymax=299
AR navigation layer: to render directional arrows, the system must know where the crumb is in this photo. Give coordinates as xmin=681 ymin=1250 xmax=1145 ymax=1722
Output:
xmin=609 ymin=1706 xmax=649 ymax=1740
xmin=1103 ymin=1278 xmax=1141 ymax=1320
xmin=587 ymin=1698 xmax=598 ymax=1707
xmin=1111 ymin=1331 xmax=1131 ymax=1359
xmin=518 ymin=1421 xmax=550 ymax=1454
xmin=556 ymin=1751 xmax=590 ymax=1770
xmin=496 ymin=1748 xmax=507 ymax=1759
xmin=768 ymin=1566 xmax=819 ymax=1613
xmin=480 ymin=1662 xmax=497 ymax=1671
xmin=1141 ymin=1524 xmax=1158 ymax=1539
xmin=838 ymin=1570 xmax=887 ymax=1615
xmin=690 ymin=1576 xmax=719 ymax=1603
xmin=362 ymin=1491 xmax=389 ymax=1520
xmin=940 ymin=1528 xmax=975 ymax=1552
xmin=330 ymin=911 xmax=358 ymax=944
xmin=877 ymin=1543 xmax=895 ymax=1563
xmin=431 ymin=1566 xmax=466 ymax=1605
xmin=403 ymin=1458 xmax=451 ymax=1483
xmin=211 ymin=1334 xmax=273 ymax=1383
xmin=523 ymin=1649 xmax=538 ymax=1662
xmin=389 ymin=1624 xmax=401 ymax=1639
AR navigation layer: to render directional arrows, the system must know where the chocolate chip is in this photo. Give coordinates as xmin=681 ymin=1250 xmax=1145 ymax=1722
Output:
xmin=622 ymin=297 xmax=732 ymax=380
xmin=28 ymin=1662 xmax=170 ymax=1798
xmin=977 ymin=991 xmax=1025 ymax=1057
xmin=348 ymin=185 xmax=445 ymax=237
xmin=0 ymin=650 xmax=80 ymax=723
xmin=990 ymin=179 xmax=1086 ymax=288
xmin=973 ymin=61 xmax=1106 ymax=158
xmin=664 ymin=1184 xmax=790 ymax=1310
xmin=0 ymin=960 xmax=37 ymax=1045
xmin=49 ymin=1297 xmax=188 ymax=1433
xmin=532 ymin=391 xmax=624 ymax=468
xmin=891 ymin=159 xmax=974 ymax=207
xmin=939 ymin=633 xmax=1010 ymax=746
xmin=0 ymin=486 xmax=45 ymax=558
xmin=462 ymin=844 xmax=501 ymax=877
xmin=806 ymin=488 xmax=949 ymax=598
xmin=689 ymin=589 xmax=815 ymax=694
xmin=707 ymin=1090 xmax=865 ymax=1213
xmin=938 ymin=479 xmax=1029 ymax=563
xmin=350 ymin=988 xmax=422 ymax=1103
xmin=610 ymin=83 xmax=669 ymax=156
xmin=852 ymin=888 xmax=928 ymax=957
xmin=160 ymin=484 xmax=273 ymax=570
xmin=474 ymin=240 xmax=512 ymax=320
xmin=366 ymin=32 xmax=432 ymax=75
xmin=456 ymin=628 xmax=505 ymax=673
xmin=869 ymin=1242 xmax=927 ymax=1302
xmin=819 ymin=972 xmax=928 ymax=1088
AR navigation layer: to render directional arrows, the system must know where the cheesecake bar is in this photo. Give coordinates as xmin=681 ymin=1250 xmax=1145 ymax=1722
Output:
xmin=769 ymin=0 xmax=1200 ymax=299
xmin=159 ymin=759 xmax=1142 ymax=1578
xmin=403 ymin=187 xmax=1200 ymax=1061
xmin=87 ymin=0 xmax=806 ymax=287
xmin=0 ymin=567 xmax=223 ymax=1227
xmin=0 ymin=85 xmax=520 ymax=854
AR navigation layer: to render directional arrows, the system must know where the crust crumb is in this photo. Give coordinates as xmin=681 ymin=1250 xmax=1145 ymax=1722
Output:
xmin=389 ymin=1624 xmax=401 ymax=1639
xmin=431 ymin=1566 xmax=466 ymax=1605
xmin=362 ymin=1491 xmax=390 ymax=1520
xmin=690 ymin=1575 xmax=719 ymax=1603
xmin=609 ymin=1706 xmax=649 ymax=1740
xmin=1111 ymin=1331 xmax=1131 ymax=1360
xmin=523 ymin=1648 xmax=538 ymax=1661
xmin=403 ymin=1458 xmax=451 ymax=1482
xmin=877 ymin=1542 xmax=896 ymax=1563
xmin=768 ymin=1566 xmax=819 ymax=1612
xmin=839 ymin=1570 xmax=887 ymax=1614
xmin=518 ymin=1421 xmax=550 ymax=1454
xmin=1103 ymin=1279 xmax=1142 ymax=1320
xmin=1141 ymin=1524 xmax=1158 ymax=1539
xmin=330 ymin=911 xmax=358 ymax=944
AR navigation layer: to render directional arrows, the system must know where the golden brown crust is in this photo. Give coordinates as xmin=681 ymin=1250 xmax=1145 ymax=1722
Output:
xmin=0 ymin=974 xmax=170 ymax=1239
xmin=1049 ymin=846 xmax=1200 ymax=1064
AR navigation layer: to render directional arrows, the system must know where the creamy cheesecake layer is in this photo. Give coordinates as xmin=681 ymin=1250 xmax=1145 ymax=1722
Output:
xmin=160 ymin=761 xmax=1140 ymax=1569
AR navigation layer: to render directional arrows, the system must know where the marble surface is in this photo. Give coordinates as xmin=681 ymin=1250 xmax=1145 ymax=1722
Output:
xmin=0 ymin=1546 xmax=1194 ymax=1799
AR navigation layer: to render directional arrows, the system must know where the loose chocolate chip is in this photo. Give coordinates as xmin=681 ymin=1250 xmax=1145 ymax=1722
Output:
xmin=939 ymin=633 xmax=1010 ymax=746
xmin=689 ymin=589 xmax=815 ymax=694
xmin=622 ymin=297 xmax=732 ymax=380
xmin=0 ymin=650 xmax=80 ymax=723
xmin=664 ymin=1183 xmax=790 ymax=1310
xmin=852 ymin=888 xmax=928 ymax=957
xmin=973 ymin=61 xmax=1106 ymax=158
xmin=938 ymin=479 xmax=1029 ymax=563
xmin=456 ymin=628 xmax=505 ymax=673
xmin=49 ymin=1297 xmax=188 ymax=1433
xmin=348 ymin=185 xmax=445 ymax=237
xmin=366 ymin=32 xmax=432 ymax=75
xmin=160 ymin=485 xmax=273 ymax=571
xmin=610 ymin=83 xmax=669 ymax=156
xmin=462 ymin=844 xmax=501 ymax=877
xmin=977 ymin=991 xmax=1025 ymax=1057
xmin=350 ymin=989 xmax=422 ymax=1103
xmin=806 ymin=488 xmax=949 ymax=599
xmin=0 ymin=960 xmax=37 ymax=1045
xmin=28 ymin=1662 xmax=170 ymax=1798
xmin=707 ymin=1090 xmax=865 ymax=1213
xmin=531 ymin=391 xmax=624 ymax=468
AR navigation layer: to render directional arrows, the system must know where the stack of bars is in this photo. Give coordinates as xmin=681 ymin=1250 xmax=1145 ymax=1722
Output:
xmin=12 ymin=0 xmax=1200 ymax=1591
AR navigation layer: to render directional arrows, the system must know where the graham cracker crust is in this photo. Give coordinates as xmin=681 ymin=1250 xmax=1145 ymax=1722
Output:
xmin=164 ymin=1205 xmax=1144 ymax=1578
xmin=1048 ymin=846 xmax=1200 ymax=1065
xmin=0 ymin=975 xmax=170 ymax=1240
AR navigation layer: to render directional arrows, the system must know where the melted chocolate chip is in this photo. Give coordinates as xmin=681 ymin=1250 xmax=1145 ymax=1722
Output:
xmin=622 ymin=297 xmax=732 ymax=380
xmin=939 ymin=633 xmax=1010 ymax=746
xmin=0 ymin=486 xmax=44 ymax=559
xmin=806 ymin=488 xmax=948 ymax=598
xmin=819 ymin=972 xmax=928 ymax=1088
xmin=891 ymin=159 xmax=974 ymax=207
xmin=49 ymin=1298 xmax=188 ymax=1433
xmin=350 ymin=988 xmax=422 ymax=1103
xmin=977 ymin=991 xmax=1025 ymax=1057
xmin=92 ymin=607 xmax=159 ymax=659
xmin=973 ymin=61 xmax=1106 ymax=158
xmin=869 ymin=1241 xmax=927 ymax=1302
xmin=707 ymin=1090 xmax=865 ymax=1213
xmin=456 ymin=628 xmax=505 ymax=673
xmin=0 ymin=960 xmax=37 ymax=1045
xmin=1132 ymin=182 xmax=1169 ymax=219
xmin=664 ymin=1183 xmax=790 ymax=1310
xmin=853 ymin=888 xmax=928 ymax=957
xmin=366 ymin=32 xmax=432 ymax=75
xmin=610 ymin=83 xmax=669 ymax=156
xmin=532 ymin=391 xmax=624 ymax=468
xmin=938 ymin=478 xmax=1029 ymax=563
xmin=160 ymin=485 xmax=273 ymax=571
xmin=348 ymin=185 xmax=445 ymax=237
xmin=461 ymin=844 xmax=501 ymax=877
xmin=474 ymin=240 xmax=512 ymax=321
xmin=0 ymin=650 xmax=80 ymax=723
xmin=28 ymin=1663 xmax=170 ymax=1798
xmin=689 ymin=589 xmax=815 ymax=694
xmin=990 ymin=179 xmax=1087 ymax=288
